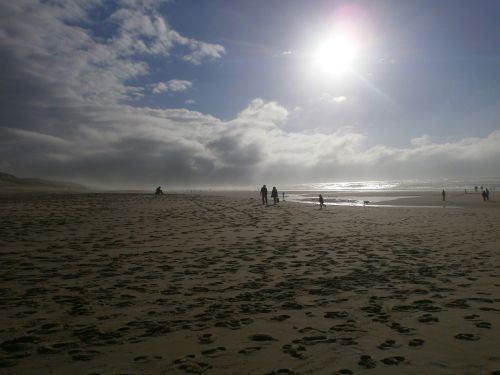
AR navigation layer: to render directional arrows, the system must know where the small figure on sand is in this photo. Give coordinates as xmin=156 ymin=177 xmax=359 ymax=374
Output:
xmin=260 ymin=184 xmax=268 ymax=205
xmin=282 ymin=191 xmax=285 ymax=201
xmin=155 ymin=186 xmax=163 ymax=195
xmin=271 ymin=186 xmax=279 ymax=204
xmin=442 ymin=189 xmax=446 ymax=201
xmin=482 ymin=189 xmax=490 ymax=201
xmin=319 ymin=194 xmax=325 ymax=209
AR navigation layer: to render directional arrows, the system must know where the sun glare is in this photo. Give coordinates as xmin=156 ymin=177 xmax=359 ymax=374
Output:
xmin=314 ymin=33 xmax=358 ymax=76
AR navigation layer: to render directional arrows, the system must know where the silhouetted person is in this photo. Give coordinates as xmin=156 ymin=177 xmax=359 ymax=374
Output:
xmin=442 ymin=189 xmax=446 ymax=201
xmin=319 ymin=194 xmax=325 ymax=209
xmin=260 ymin=184 xmax=268 ymax=205
xmin=271 ymin=186 xmax=279 ymax=204
xmin=485 ymin=188 xmax=490 ymax=201
xmin=282 ymin=191 xmax=285 ymax=201
xmin=482 ymin=190 xmax=487 ymax=201
xmin=155 ymin=186 xmax=163 ymax=195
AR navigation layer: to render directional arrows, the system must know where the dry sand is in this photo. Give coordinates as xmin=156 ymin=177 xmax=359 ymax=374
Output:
xmin=0 ymin=191 xmax=499 ymax=375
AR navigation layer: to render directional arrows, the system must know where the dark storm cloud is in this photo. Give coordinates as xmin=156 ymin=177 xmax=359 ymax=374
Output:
xmin=208 ymin=136 xmax=262 ymax=166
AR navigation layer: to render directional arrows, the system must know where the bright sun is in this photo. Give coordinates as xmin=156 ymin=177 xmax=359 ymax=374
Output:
xmin=313 ymin=33 xmax=358 ymax=76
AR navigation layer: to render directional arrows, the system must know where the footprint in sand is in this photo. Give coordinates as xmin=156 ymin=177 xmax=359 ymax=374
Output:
xmin=70 ymin=349 xmax=101 ymax=361
xmin=263 ymin=369 xmax=296 ymax=375
xmin=381 ymin=356 xmax=405 ymax=365
xmin=133 ymin=355 xmax=162 ymax=363
xmin=377 ymin=339 xmax=400 ymax=350
xmin=0 ymin=335 xmax=41 ymax=354
xmin=330 ymin=323 xmax=362 ymax=333
xmin=408 ymin=338 xmax=425 ymax=347
xmin=338 ymin=337 xmax=358 ymax=346
xmin=358 ymin=354 xmax=377 ymax=368
xmin=238 ymin=346 xmax=261 ymax=355
xmin=454 ymin=333 xmax=480 ymax=341
xmin=324 ymin=311 xmax=349 ymax=319
xmin=417 ymin=313 xmax=439 ymax=323
xmin=293 ymin=335 xmax=335 ymax=346
xmin=201 ymin=346 xmax=226 ymax=358
xmin=282 ymin=344 xmax=306 ymax=359
xmin=479 ymin=307 xmax=500 ymax=312
xmin=249 ymin=334 xmax=277 ymax=342
xmin=173 ymin=354 xmax=212 ymax=374
xmin=446 ymin=299 xmax=470 ymax=309
xmin=464 ymin=314 xmax=480 ymax=321
xmin=388 ymin=322 xmax=415 ymax=334
xmin=198 ymin=333 xmax=216 ymax=344
xmin=271 ymin=314 xmax=290 ymax=322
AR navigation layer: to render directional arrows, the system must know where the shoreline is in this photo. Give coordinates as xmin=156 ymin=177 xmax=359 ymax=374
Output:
xmin=1 ymin=188 xmax=496 ymax=208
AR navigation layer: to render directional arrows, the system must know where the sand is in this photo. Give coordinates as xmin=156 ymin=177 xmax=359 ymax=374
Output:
xmin=0 ymin=190 xmax=499 ymax=375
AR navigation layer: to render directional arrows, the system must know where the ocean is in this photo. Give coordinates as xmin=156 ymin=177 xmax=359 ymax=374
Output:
xmin=280 ymin=178 xmax=499 ymax=207
xmin=281 ymin=178 xmax=500 ymax=192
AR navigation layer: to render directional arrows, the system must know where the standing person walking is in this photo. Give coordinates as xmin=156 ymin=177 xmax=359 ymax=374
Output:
xmin=442 ymin=189 xmax=446 ymax=201
xmin=271 ymin=186 xmax=279 ymax=204
xmin=319 ymin=194 xmax=325 ymax=209
xmin=260 ymin=185 xmax=268 ymax=205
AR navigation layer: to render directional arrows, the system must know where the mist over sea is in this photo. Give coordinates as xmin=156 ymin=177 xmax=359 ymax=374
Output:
xmin=278 ymin=178 xmax=500 ymax=207
xmin=282 ymin=178 xmax=500 ymax=192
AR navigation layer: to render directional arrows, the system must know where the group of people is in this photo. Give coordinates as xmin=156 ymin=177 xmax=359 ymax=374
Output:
xmin=259 ymin=185 xmax=326 ymax=209
xmin=260 ymin=185 xmax=284 ymax=205
xmin=444 ymin=187 xmax=494 ymax=202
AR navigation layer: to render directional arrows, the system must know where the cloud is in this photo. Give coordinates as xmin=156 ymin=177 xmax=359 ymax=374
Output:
xmin=179 ymin=38 xmax=226 ymax=65
xmin=149 ymin=80 xmax=192 ymax=94
xmin=410 ymin=134 xmax=432 ymax=147
xmin=1 ymin=2 xmax=499 ymax=188
xmin=237 ymin=98 xmax=288 ymax=126
xmin=3 ymin=90 xmax=500 ymax=188
xmin=319 ymin=93 xmax=347 ymax=103
xmin=5 ymin=128 xmax=72 ymax=147
xmin=0 ymin=1 xmax=223 ymax=105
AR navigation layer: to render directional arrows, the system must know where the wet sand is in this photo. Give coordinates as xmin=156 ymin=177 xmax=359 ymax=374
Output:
xmin=0 ymin=191 xmax=499 ymax=374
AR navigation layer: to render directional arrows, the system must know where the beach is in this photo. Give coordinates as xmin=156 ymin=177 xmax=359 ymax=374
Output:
xmin=1 ymin=191 xmax=499 ymax=375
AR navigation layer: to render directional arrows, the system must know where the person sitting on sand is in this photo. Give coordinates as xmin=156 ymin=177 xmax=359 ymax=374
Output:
xmin=319 ymin=194 xmax=325 ymax=209
xmin=260 ymin=185 xmax=268 ymax=205
xmin=155 ymin=186 xmax=163 ymax=195
xmin=271 ymin=186 xmax=279 ymax=204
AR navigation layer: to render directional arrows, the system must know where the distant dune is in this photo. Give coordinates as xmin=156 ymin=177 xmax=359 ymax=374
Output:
xmin=0 ymin=172 xmax=88 ymax=193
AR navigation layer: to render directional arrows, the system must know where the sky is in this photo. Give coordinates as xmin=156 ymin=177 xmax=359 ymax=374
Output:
xmin=1 ymin=0 xmax=499 ymax=189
